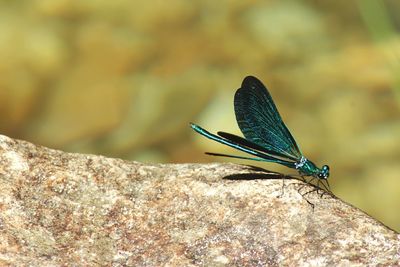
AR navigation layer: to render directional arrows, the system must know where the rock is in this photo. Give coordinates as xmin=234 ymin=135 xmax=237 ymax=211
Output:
xmin=0 ymin=134 xmax=398 ymax=266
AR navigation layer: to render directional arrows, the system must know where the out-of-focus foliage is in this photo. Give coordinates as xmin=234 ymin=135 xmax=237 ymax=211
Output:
xmin=0 ymin=1 xmax=399 ymax=231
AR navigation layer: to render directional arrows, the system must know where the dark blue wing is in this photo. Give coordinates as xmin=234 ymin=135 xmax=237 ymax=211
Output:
xmin=234 ymin=76 xmax=302 ymax=161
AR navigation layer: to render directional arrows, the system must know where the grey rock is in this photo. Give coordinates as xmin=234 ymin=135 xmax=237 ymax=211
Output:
xmin=0 ymin=134 xmax=398 ymax=266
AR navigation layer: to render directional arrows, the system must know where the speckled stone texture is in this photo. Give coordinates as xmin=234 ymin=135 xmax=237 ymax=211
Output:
xmin=0 ymin=134 xmax=398 ymax=266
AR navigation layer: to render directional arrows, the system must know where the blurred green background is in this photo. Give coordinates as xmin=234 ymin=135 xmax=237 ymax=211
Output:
xmin=0 ymin=1 xmax=399 ymax=231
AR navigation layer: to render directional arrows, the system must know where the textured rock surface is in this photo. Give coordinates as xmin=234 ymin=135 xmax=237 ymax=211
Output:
xmin=0 ymin=134 xmax=399 ymax=266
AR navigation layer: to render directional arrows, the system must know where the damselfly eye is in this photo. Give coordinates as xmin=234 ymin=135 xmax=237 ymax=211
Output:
xmin=320 ymin=165 xmax=330 ymax=179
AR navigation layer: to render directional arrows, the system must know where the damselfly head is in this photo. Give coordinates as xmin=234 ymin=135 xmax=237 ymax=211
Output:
xmin=318 ymin=165 xmax=330 ymax=179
